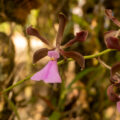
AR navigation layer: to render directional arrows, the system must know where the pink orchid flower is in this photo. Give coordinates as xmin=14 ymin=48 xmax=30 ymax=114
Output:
xmin=31 ymin=50 xmax=61 ymax=83
xmin=26 ymin=13 xmax=88 ymax=83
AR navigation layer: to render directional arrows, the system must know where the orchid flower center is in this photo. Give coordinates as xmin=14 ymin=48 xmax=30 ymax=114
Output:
xmin=50 ymin=57 xmax=55 ymax=61
xmin=48 ymin=50 xmax=60 ymax=61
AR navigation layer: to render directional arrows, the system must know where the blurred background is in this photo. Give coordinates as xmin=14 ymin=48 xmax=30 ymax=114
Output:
xmin=0 ymin=0 xmax=120 ymax=120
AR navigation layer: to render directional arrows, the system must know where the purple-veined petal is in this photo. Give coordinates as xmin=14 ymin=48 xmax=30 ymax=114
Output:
xmin=107 ymin=85 xmax=120 ymax=102
xmin=31 ymin=61 xmax=61 ymax=83
xmin=110 ymin=62 xmax=120 ymax=84
xmin=62 ymin=31 xmax=88 ymax=48
xmin=60 ymin=50 xmax=85 ymax=69
xmin=48 ymin=50 xmax=60 ymax=59
xmin=56 ymin=13 xmax=67 ymax=48
xmin=105 ymin=36 xmax=120 ymax=50
xmin=26 ymin=26 xmax=50 ymax=45
xmin=117 ymin=101 xmax=120 ymax=112
xmin=105 ymin=9 xmax=120 ymax=27
xmin=33 ymin=48 xmax=48 ymax=63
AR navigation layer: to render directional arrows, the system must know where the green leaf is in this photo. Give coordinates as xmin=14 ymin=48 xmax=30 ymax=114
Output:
xmin=4 ymin=95 xmax=20 ymax=120
xmin=67 ymin=67 xmax=96 ymax=89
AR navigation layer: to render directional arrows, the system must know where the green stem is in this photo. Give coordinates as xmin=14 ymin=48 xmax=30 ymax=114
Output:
xmin=1 ymin=75 xmax=33 ymax=94
xmin=84 ymin=49 xmax=115 ymax=59
xmin=0 ymin=49 xmax=115 ymax=94
xmin=58 ymin=49 xmax=115 ymax=64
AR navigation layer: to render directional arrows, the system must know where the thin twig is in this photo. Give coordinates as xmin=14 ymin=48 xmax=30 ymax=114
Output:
xmin=98 ymin=57 xmax=111 ymax=70
xmin=98 ymin=57 xmax=120 ymax=77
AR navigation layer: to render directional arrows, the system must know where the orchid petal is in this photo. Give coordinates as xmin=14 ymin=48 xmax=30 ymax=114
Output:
xmin=26 ymin=26 xmax=50 ymax=45
xmin=104 ymin=30 xmax=118 ymax=40
xmin=33 ymin=48 xmax=48 ymax=63
xmin=107 ymin=85 xmax=120 ymax=102
xmin=44 ymin=61 xmax=61 ymax=83
xmin=56 ymin=13 xmax=67 ymax=48
xmin=63 ymin=31 xmax=88 ymax=48
xmin=31 ymin=61 xmax=61 ymax=83
xmin=110 ymin=62 xmax=120 ymax=84
xmin=105 ymin=36 xmax=120 ymax=51
xmin=105 ymin=9 xmax=120 ymax=27
xmin=60 ymin=50 xmax=85 ymax=69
